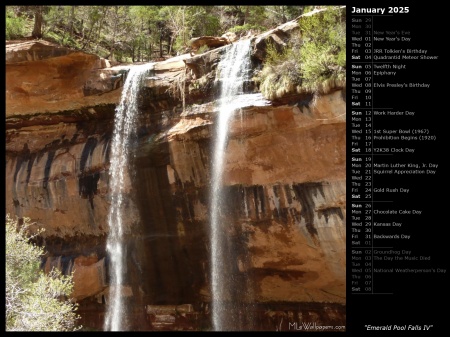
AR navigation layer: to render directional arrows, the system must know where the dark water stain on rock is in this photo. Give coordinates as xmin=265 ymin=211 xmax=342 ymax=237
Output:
xmin=292 ymin=182 xmax=326 ymax=238
xmin=12 ymin=143 xmax=38 ymax=186
xmin=13 ymin=143 xmax=30 ymax=183
xmin=79 ymin=137 xmax=98 ymax=173
xmin=43 ymin=150 xmax=56 ymax=190
xmin=318 ymin=207 xmax=344 ymax=223
xmin=78 ymin=137 xmax=100 ymax=209
xmin=78 ymin=173 xmax=100 ymax=209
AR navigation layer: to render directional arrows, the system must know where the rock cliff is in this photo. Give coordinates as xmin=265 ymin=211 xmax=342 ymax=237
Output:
xmin=5 ymin=13 xmax=346 ymax=330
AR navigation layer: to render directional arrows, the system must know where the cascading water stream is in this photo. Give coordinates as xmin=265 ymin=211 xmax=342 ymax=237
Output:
xmin=210 ymin=39 xmax=252 ymax=331
xmin=104 ymin=62 xmax=154 ymax=331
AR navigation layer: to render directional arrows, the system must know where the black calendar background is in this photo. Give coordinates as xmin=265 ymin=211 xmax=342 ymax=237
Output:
xmin=345 ymin=1 xmax=447 ymax=336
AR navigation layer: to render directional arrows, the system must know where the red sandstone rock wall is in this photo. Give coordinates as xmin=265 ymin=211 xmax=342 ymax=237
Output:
xmin=5 ymin=17 xmax=346 ymax=324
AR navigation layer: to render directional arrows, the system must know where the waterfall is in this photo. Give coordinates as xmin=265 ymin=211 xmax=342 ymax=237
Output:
xmin=104 ymin=63 xmax=154 ymax=331
xmin=210 ymin=39 xmax=252 ymax=331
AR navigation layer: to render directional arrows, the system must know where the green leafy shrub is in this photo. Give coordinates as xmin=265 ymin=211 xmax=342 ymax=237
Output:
xmin=6 ymin=214 xmax=81 ymax=331
xmin=256 ymin=6 xmax=346 ymax=100
xmin=196 ymin=44 xmax=209 ymax=54
xmin=257 ymin=39 xmax=303 ymax=100
xmin=298 ymin=6 xmax=346 ymax=92
xmin=6 ymin=9 xmax=26 ymax=39
xmin=230 ymin=23 xmax=265 ymax=35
